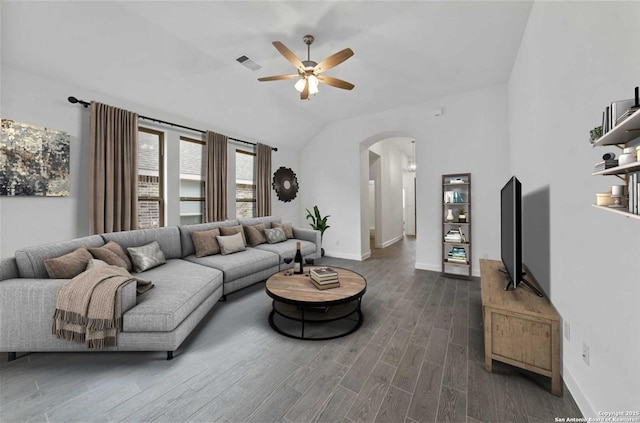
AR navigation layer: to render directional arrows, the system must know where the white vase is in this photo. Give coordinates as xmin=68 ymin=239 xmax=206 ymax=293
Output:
xmin=446 ymin=209 xmax=454 ymax=221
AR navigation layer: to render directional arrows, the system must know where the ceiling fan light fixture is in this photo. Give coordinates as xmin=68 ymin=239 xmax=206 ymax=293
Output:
xmin=308 ymin=75 xmax=319 ymax=95
xmin=294 ymin=78 xmax=306 ymax=93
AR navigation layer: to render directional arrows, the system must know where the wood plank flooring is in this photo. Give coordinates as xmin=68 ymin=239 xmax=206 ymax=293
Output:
xmin=0 ymin=237 xmax=583 ymax=422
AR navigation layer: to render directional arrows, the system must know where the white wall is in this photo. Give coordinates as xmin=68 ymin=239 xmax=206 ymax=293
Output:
xmin=0 ymin=66 xmax=300 ymax=257
xmin=508 ymin=1 xmax=640 ymax=415
xmin=369 ymin=140 xmax=406 ymax=248
xmin=404 ymin=172 xmax=416 ymax=236
xmin=300 ymin=84 xmax=510 ymax=271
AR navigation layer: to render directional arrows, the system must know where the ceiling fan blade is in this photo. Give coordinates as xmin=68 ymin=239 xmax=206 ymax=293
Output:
xmin=300 ymin=79 xmax=309 ymax=100
xmin=272 ymin=41 xmax=304 ymax=70
xmin=316 ymin=75 xmax=355 ymax=90
xmin=314 ymin=48 xmax=354 ymax=74
xmin=258 ymin=74 xmax=300 ymax=82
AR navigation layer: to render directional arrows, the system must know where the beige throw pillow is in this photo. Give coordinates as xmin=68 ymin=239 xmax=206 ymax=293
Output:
xmin=88 ymin=241 xmax=132 ymax=271
xmin=244 ymin=223 xmax=267 ymax=247
xmin=219 ymin=225 xmax=247 ymax=246
xmin=44 ymin=246 xmax=93 ymax=279
xmin=190 ymin=228 xmax=221 ymax=257
xmin=271 ymin=222 xmax=294 ymax=239
xmin=216 ymin=232 xmax=247 ymax=255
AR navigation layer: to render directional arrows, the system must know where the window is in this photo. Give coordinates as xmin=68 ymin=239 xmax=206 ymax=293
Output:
xmin=235 ymin=149 xmax=256 ymax=218
xmin=137 ymin=128 xmax=164 ymax=229
xmin=180 ymin=137 xmax=205 ymax=225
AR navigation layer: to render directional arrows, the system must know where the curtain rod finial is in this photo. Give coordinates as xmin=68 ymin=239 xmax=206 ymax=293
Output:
xmin=68 ymin=96 xmax=78 ymax=104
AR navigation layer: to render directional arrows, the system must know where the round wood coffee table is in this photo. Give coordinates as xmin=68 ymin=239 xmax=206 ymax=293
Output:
xmin=265 ymin=267 xmax=366 ymax=340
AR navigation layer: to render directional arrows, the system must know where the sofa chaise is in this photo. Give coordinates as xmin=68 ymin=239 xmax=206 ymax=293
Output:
xmin=0 ymin=216 xmax=320 ymax=360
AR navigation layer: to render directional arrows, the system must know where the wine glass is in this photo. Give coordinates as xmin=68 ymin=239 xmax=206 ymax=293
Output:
xmin=305 ymin=258 xmax=315 ymax=276
xmin=283 ymin=257 xmax=293 ymax=276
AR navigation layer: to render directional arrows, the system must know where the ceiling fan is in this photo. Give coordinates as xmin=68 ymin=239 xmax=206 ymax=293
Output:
xmin=258 ymin=35 xmax=355 ymax=100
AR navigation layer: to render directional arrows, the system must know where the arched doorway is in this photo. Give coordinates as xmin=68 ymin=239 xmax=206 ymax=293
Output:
xmin=359 ymin=132 xmax=417 ymax=260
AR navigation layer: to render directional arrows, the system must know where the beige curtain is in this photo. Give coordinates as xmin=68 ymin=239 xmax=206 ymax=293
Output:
xmin=205 ymin=131 xmax=228 ymax=222
xmin=256 ymin=142 xmax=272 ymax=217
xmin=89 ymin=102 xmax=139 ymax=234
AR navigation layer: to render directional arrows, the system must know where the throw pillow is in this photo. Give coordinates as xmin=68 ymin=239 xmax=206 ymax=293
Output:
xmin=271 ymin=222 xmax=294 ymax=239
xmin=264 ymin=227 xmax=287 ymax=244
xmin=216 ymin=232 xmax=247 ymax=255
xmin=127 ymin=241 xmax=166 ymax=273
xmin=88 ymin=241 xmax=132 ymax=271
xmin=86 ymin=259 xmax=109 ymax=270
xmin=244 ymin=223 xmax=267 ymax=247
xmin=190 ymin=228 xmax=221 ymax=258
xmin=44 ymin=246 xmax=93 ymax=279
xmin=219 ymin=225 xmax=247 ymax=246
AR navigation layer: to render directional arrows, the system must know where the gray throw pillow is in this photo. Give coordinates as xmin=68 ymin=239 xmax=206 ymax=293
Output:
xmin=216 ymin=232 xmax=247 ymax=255
xmin=264 ymin=227 xmax=287 ymax=244
xmin=127 ymin=241 xmax=166 ymax=273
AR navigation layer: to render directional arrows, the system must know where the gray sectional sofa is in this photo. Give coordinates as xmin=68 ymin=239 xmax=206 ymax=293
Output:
xmin=0 ymin=216 xmax=320 ymax=360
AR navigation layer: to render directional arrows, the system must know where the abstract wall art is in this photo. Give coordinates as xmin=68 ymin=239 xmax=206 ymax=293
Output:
xmin=0 ymin=119 xmax=70 ymax=196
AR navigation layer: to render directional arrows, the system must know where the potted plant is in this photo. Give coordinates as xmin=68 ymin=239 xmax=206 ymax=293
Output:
xmin=306 ymin=205 xmax=330 ymax=257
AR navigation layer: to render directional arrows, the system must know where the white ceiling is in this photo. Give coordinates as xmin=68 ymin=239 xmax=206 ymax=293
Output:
xmin=1 ymin=1 xmax=533 ymax=150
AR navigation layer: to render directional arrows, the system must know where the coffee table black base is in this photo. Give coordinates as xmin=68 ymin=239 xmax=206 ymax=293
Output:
xmin=268 ymin=299 xmax=364 ymax=340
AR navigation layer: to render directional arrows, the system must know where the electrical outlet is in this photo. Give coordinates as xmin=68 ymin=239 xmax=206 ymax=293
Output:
xmin=564 ymin=321 xmax=570 ymax=341
xmin=582 ymin=342 xmax=589 ymax=366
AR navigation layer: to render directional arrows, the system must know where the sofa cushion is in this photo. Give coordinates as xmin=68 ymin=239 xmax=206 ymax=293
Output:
xmin=255 ymin=239 xmax=316 ymax=263
xmin=101 ymin=227 xmax=182 ymax=260
xmin=123 ymin=259 xmax=223 ymax=332
xmin=190 ymin=228 xmax=221 ymax=257
xmin=244 ymin=223 xmax=267 ymax=247
xmin=178 ymin=220 xmax=240 ymax=258
xmin=271 ymin=222 xmax=294 ymax=239
xmin=88 ymin=241 xmax=132 ymax=271
xmin=127 ymin=241 xmax=166 ymax=272
xmin=184 ymin=248 xmax=279 ymax=283
xmin=15 ymin=235 xmax=105 ymax=279
xmin=44 ymin=246 xmax=94 ymax=279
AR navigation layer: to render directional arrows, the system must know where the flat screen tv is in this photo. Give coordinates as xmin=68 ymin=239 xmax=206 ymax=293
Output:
xmin=500 ymin=176 xmax=543 ymax=297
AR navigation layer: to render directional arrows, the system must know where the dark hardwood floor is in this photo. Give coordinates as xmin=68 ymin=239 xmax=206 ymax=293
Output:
xmin=0 ymin=237 xmax=582 ymax=422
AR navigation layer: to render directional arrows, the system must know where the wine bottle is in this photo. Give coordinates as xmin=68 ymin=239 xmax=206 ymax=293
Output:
xmin=294 ymin=241 xmax=304 ymax=274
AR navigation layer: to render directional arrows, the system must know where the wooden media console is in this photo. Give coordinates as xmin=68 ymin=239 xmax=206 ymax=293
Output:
xmin=480 ymin=258 xmax=562 ymax=396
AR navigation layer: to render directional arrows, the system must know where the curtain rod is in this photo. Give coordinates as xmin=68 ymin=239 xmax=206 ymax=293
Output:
xmin=67 ymin=96 xmax=277 ymax=151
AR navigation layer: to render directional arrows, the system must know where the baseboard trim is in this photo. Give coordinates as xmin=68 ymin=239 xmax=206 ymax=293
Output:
xmin=415 ymin=262 xmax=441 ymax=272
xmin=562 ymin=363 xmax=596 ymax=418
xmin=361 ymin=250 xmax=371 ymax=260
xmin=324 ymin=251 xmax=364 ymax=261
xmin=377 ymin=235 xmax=404 ymax=249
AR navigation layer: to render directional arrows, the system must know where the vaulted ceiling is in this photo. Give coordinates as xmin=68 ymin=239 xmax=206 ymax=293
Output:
xmin=1 ymin=1 xmax=533 ymax=149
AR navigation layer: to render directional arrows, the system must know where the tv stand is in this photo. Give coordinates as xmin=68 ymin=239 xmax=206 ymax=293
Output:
xmin=480 ymin=259 xmax=561 ymax=396
xmin=505 ymin=277 xmax=544 ymax=298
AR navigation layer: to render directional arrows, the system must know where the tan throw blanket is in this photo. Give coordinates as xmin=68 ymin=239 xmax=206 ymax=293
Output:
xmin=52 ymin=266 xmax=153 ymax=350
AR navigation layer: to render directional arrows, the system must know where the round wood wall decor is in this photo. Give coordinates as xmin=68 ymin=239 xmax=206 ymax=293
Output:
xmin=272 ymin=167 xmax=299 ymax=202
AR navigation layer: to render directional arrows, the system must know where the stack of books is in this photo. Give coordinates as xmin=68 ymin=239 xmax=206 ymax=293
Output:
xmin=447 ymin=247 xmax=468 ymax=264
xmin=310 ymin=267 xmax=340 ymax=290
xmin=593 ymin=160 xmax=619 ymax=172
xmin=444 ymin=227 xmax=467 ymax=243
xmin=444 ymin=191 xmax=465 ymax=203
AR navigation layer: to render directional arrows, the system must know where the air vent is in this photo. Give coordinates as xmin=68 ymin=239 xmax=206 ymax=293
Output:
xmin=236 ymin=55 xmax=262 ymax=71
